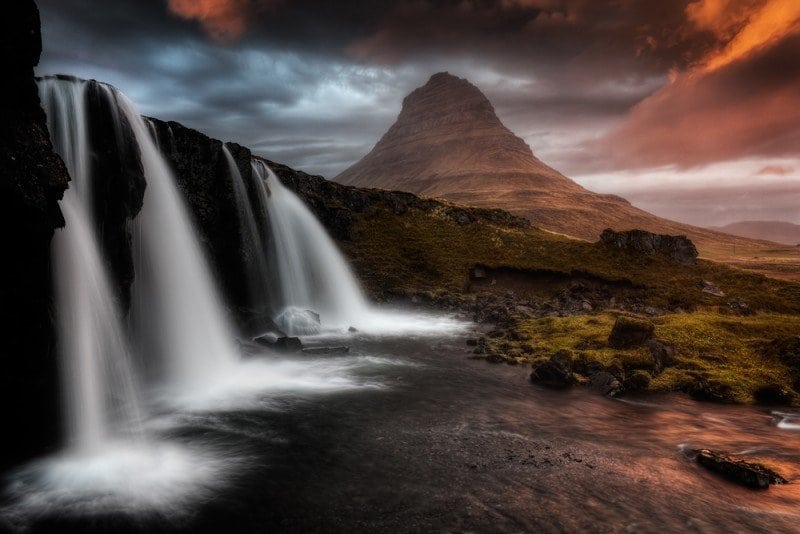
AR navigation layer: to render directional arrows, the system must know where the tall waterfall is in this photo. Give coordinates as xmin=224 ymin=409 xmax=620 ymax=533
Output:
xmin=250 ymin=159 xmax=371 ymax=334
xmin=39 ymin=78 xmax=143 ymax=450
xmin=129 ymin=122 xmax=239 ymax=389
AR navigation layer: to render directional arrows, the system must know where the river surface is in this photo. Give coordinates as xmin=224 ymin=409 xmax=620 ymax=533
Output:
xmin=3 ymin=320 xmax=800 ymax=533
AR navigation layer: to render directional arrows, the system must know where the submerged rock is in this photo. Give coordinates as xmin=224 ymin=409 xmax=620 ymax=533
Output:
xmin=530 ymin=350 xmax=573 ymax=388
xmin=694 ymin=449 xmax=787 ymax=489
xmin=608 ymin=316 xmax=655 ymax=349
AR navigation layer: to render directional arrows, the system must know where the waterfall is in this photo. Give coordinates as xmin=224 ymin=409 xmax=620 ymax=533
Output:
xmin=250 ymin=160 xmax=371 ymax=334
xmin=128 ymin=121 xmax=239 ymax=390
xmin=39 ymin=78 xmax=144 ymax=451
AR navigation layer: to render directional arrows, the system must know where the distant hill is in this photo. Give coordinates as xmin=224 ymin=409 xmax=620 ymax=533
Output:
xmin=711 ymin=221 xmax=800 ymax=246
xmin=335 ymin=72 xmax=784 ymax=259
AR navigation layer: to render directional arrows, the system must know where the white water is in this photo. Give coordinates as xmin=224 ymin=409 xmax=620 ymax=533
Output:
xmin=250 ymin=159 xmax=466 ymax=337
xmin=129 ymin=113 xmax=239 ymax=390
xmin=39 ymin=78 xmax=144 ymax=451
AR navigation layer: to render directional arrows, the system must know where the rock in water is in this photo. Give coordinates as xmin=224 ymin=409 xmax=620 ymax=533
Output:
xmin=530 ymin=350 xmax=573 ymax=388
xmin=302 ymin=346 xmax=350 ymax=355
xmin=600 ymin=229 xmax=698 ymax=265
xmin=694 ymin=449 xmax=787 ymax=489
xmin=274 ymin=336 xmax=303 ymax=352
xmin=608 ymin=316 xmax=655 ymax=349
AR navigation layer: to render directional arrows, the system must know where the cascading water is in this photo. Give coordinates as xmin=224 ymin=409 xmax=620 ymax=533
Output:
xmin=128 ymin=118 xmax=239 ymax=390
xmin=39 ymin=78 xmax=144 ymax=451
xmin=250 ymin=159 xmax=371 ymax=334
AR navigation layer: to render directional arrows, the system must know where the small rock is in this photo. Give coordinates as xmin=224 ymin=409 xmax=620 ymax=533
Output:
xmin=647 ymin=339 xmax=676 ymax=373
xmin=348 ymin=326 xmax=358 ymax=333
xmin=530 ymin=350 xmax=573 ymax=388
xmin=753 ymin=384 xmax=795 ymax=405
xmin=701 ymin=280 xmax=725 ymax=297
xmin=469 ymin=266 xmax=487 ymax=280
xmin=608 ymin=316 xmax=655 ymax=349
xmin=728 ymin=298 xmax=751 ymax=315
xmin=694 ymin=449 xmax=786 ymax=489
xmin=687 ymin=379 xmax=735 ymax=403
xmin=589 ymin=371 xmax=622 ymax=397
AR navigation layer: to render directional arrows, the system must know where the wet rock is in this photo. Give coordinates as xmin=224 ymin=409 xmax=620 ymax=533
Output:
xmin=753 ymin=384 xmax=795 ymax=405
xmin=253 ymin=333 xmax=279 ymax=346
xmin=276 ymin=308 xmax=322 ymax=336
xmin=302 ymin=346 xmax=350 ymax=355
xmin=608 ymin=316 xmax=655 ymax=349
xmin=274 ymin=336 xmax=304 ymax=352
xmin=530 ymin=350 xmax=573 ymax=388
xmin=686 ymin=379 xmax=735 ymax=403
xmin=590 ymin=371 xmax=622 ymax=397
xmin=647 ymin=339 xmax=676 ymax=373
xmin=623 ymin=370 xmax=651 ymax=392
xmin=701 ymin=280 xmax=725 ymax=297
xmin=599 ymin=229 xmax=698 ymax=265
xmin=694 ymin=449 xmax=787 ymax=489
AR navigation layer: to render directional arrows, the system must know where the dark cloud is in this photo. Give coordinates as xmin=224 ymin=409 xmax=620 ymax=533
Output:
xmin=32 ymin=0 xmax=800 ymax=223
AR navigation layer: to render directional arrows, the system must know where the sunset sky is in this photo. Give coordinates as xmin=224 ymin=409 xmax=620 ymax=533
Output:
xmin=35 ymin=0 xmax=800 ymax=227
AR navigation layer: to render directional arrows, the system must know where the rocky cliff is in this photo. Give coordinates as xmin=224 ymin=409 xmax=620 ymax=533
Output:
xmin=0 ymin=1 xmax=70 ymax=470
xmin=335 ymin=72 xmax=782 ymax=258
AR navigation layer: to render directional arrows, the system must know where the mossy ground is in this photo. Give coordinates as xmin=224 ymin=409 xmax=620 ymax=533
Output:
xmin=336 ymin=204 xmax=800 ymax=404
xmin=481 ymin=312 xmax=800 ymax=403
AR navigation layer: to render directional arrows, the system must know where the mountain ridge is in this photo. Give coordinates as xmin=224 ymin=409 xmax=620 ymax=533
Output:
xmin=335 ymin=72 xmax=793 ymax=264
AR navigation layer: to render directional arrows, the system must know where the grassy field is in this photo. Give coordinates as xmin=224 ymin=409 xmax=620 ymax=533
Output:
xmin=335 ymin=203 xmax=800 ymax=404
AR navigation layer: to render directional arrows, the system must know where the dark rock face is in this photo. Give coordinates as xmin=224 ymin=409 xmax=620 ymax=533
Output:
xmin=694 ymin=449 xmax=786 ymax=489
xmin=530 ymin=350 xmax=573 ymax=388
xmin=600 ymin=229 xmax=698 ymax=265
xmin=0 ymin=1 xmax=70 ymax=470
xmin=608 ymin=316 xmax=655 ymax=349
xmin=147 ymin=119 xmax=271 ymax=329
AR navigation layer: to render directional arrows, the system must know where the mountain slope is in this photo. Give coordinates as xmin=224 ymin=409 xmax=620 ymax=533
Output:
xmin=334 ymin=72 xmax=789 ymax=260
xmin=711 ymin=221 xmax=800 ymax=246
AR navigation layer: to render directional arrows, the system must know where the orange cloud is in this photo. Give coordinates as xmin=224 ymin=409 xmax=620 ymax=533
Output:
xmin=167 ymin=0 xmax=281 ymax=43
xmin=686 ymin=0 xmax=800 ymax=72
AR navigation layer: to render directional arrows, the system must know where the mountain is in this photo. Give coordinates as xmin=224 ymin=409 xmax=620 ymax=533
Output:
xmin=711 ymin=221 xmax=800 ymax=246
xmin=334 ymin=72 xmax=786 ymax=258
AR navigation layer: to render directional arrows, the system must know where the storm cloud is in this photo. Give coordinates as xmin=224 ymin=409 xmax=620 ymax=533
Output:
xmin=34 ymin=0 xmax=800 ymax=225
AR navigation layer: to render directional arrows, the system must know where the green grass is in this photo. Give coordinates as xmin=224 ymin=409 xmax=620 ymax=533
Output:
xmin=342 ymin=208 xmax=800 ymax=314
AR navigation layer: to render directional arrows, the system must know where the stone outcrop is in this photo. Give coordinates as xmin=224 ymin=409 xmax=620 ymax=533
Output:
xmin=607 ymin=316 xmax=655 ymax=349
xmin=0 ymin=1 xmax=70 ymax=470
xmin=600 ymin=229 xmax=698 ymax=265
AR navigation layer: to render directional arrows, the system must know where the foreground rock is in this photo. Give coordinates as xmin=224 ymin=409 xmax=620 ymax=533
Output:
xmin=600 ymin=229 xmax=698 ymax=265
xmin=694 ymin=449 xmax=787 ymax=489
xmin=608 ymin=316 xmax=655 ymax=349
xmin=302 ymin=346 xmax=350 ymax=355
xmin=530 ymin=350 xmax=573 ymax=388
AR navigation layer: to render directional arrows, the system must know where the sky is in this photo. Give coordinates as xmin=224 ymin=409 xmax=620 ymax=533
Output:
xmin=35 ymin=0 xmax=800 ymax=227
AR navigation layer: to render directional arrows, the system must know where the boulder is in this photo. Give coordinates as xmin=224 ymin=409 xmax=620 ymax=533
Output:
xmin=647 ymin=339 xmax=676 ymax=373
xmin=600 ymin=229 xmax=698 ymax=265
xmin=608 ymin=316 xmax=655 ymax=349
xmin=694 ymin=449 xmax=786 ymax=489
xmin=623 ymin=370 xmax=651 ymax=392
xmin=590 ymin=371 xmax=622 ymax=397
xmin=530 ymin=350 xmax=573 ymax=388
xmin=686 ymin=379 xmax=735 ymax=403
xmin=275 ymin=307 xmax=322 ymax=336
